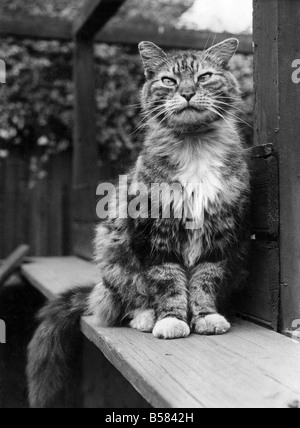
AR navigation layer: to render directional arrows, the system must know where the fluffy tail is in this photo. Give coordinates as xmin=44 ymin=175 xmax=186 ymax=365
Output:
xmin=27 ymin=286 xmax=94 ymax=408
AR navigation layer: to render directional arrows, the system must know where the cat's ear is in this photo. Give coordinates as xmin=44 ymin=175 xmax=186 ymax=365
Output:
xmin=206 ymin=38 xmax=239 ymax=67
xmin=139 ymin=42 xmax=167 ymax=79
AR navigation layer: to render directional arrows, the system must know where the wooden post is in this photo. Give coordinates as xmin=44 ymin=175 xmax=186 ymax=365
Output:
xmin=72 ymin=0 xmax=126 ymax=258
xmin=253 ymin=0 xmax=300 ymax=333
xmin=73 ymin=39 xmax=97 ymax=188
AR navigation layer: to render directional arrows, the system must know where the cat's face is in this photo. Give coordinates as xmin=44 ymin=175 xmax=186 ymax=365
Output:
xmin=139 ymin=39 xmax=240 ymax=130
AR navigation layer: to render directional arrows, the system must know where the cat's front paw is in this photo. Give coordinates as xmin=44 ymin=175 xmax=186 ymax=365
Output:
xmin=194 ymin=314 xmax=231 ymax=336
xmin=153 ymin=318 xmax=190 ymax=340
xmin=129 ymin=309 xmax=155 ymax=333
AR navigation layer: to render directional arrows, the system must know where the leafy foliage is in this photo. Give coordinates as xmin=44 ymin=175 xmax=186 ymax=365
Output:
xmin=0 ymin=0 xmax=253 ymax=178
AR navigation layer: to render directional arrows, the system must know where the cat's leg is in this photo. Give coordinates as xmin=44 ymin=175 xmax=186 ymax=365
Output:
xmin=146 ymin=264 xmax=190 ymax=340
xmin=129 ymin=309 xmax=155 ymax=333
xmin=190 ymin=262 xmax=231 ymax=335
xmin=87 ymin=280 xmax=123 ymax=327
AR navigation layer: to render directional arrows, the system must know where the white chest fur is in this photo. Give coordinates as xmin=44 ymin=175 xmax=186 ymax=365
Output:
xmin=175 ymin=143 xmax=225 ymax=229
xmin=173 ymin=140 xmax=230 ymax=267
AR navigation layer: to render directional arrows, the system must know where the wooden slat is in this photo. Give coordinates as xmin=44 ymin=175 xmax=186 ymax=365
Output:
xmin=0 ymin=10 xmax=253 ymax=54
xmin=73 ymin=40 xmax=97 ymax=187
xmin=22 ymin=257 xmax=300 ymax=408
xmin=96 ymin=23 xmax=253 ymax=54
xmin=82 ymin=318 xmax=300 ymax=409
xmin=73 ymin=0 xmax=126 ymax=40
xmin=250 ymin=152 xmax=279 ymax=238
xmin=21 ymin=257 xmax=100 ymax=300
xmin=73 ymin=38 xmax=97 ymax=258
xmin=0 ymin=245 xmax=30 ymax=286
xmin=236 ymin=241 xmax=280 ymax=330
xmin=254 ymin=0 xmax=300 ymax=333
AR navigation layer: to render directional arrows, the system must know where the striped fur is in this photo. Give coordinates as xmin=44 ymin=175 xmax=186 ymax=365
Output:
xmin=27 ymin=39 xmax=250 ymax=407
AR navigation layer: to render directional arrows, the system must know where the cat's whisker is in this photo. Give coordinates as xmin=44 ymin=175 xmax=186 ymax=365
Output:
xmin=206 ymin=106 xmax=237 ymax=132
xmin=210 ymin=98 xmax=248 ymax=117
xmin=134 ymin=106 xmax=172 ymax=135
xmin=212 ymin=105 xmax=253 ymax=129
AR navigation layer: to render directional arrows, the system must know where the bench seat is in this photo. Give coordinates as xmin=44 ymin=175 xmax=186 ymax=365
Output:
xmin=22 ymin=257 xmax=300 ymax=408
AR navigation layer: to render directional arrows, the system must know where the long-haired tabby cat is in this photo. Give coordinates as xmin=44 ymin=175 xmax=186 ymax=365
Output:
xmin=27 ymin=38 xmax=250 ymax=408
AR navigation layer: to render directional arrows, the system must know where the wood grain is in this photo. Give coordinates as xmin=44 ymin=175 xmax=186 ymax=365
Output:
xmin=23 ymin=257 xmax=300 ymax=408
xmin=82 ymin=317 xmax=300 ymax=409
xmin=254 ymin=0 xmax=300 ymax=332
xmin=236 ymin=241 xmax=280 ymax=330
xmin=21 ymin=257 xmax=100 ymax=300
xmin=250 ymin=155 xmax=279 ymax=238
xmin=0 ymin=153 xmax=71 ymax=259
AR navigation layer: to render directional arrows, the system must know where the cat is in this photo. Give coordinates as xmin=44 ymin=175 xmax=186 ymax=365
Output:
xmin=27 ymin=38 xmax=250 ymax=408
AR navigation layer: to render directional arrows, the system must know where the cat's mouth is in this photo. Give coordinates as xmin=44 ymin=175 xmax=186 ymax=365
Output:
xmin=174 ymin=104 xmax=207 ymax=115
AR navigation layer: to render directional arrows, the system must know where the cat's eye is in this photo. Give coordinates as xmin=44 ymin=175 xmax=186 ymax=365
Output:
xmin=198 ymin=72 xmax=213 ymax=83
xmin=162 ymin=77 xmax=177 ymax=87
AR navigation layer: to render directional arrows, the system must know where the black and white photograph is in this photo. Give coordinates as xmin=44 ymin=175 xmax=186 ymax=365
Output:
xmin=0 ymin=0 xmax=300 ymax=411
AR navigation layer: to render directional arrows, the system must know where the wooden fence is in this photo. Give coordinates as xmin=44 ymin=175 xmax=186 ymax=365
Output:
xmin=0 ymin=152 xmax=72 ymax=258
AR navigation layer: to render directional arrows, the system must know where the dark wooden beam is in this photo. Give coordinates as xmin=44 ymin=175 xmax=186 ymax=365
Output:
xmin=0 ymin=10 xmax=253 ymax=54
xmin=73 ymin=40 xmax=97 ymax=188
xmin=73 ymin=0 xmax=126 ymax=40
xmin=72 ymin=38 xmax=98 ymax=258
xmin=253 ymin=0 xmax=300 ymax=334
xmin=0 ymin=12 xmax=72 ymax=41
xmin=96 ymin=23 xmax=253 ymax=54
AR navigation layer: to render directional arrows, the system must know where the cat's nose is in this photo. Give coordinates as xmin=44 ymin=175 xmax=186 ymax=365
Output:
xmin=181 ymin=92 xmax=196 ymax=102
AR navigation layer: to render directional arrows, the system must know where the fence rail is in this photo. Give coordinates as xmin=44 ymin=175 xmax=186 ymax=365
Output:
xmin=0 ymin=9 xmax=253 ymax=54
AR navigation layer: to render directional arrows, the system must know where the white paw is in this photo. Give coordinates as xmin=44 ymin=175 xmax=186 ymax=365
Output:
xmin=153 ymin=318 xmax=190 ymax=340
xmin=194 ymin=314 xmax=231 ymax=336
xmin=129 ymin=309 xmax=155 ymax=333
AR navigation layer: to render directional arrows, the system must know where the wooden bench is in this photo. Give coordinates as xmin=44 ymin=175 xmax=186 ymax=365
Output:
xmin=22 ymin=257 xmax=300 ymax=409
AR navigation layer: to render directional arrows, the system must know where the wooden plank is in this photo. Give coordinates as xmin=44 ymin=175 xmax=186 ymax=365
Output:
xmin=254 ymin=0 xmax=300 ymax=333
xmin=82 ymin=338 xmax=151 ymax=408
xmin=250 ymin=155 xmax=279 ymax=238
xmin=21 ymin=257 xmax=100 ymax=300
xmin=47 ymin=153 xmax=72 ymax=256
xmin=73 ymin=39 xmax=97 ymax=187
xmin=73 ymin=0 xmax=126 ymax=40
xmin=236 ymin=241 xmax=280 ymax=330
xmin=0 ymin=11 xmax=253 ymax=54
xmin=0 ymin=11 xmax=72 ymax=41
xmin=0 ymin=245 xmax=30 ymax=286
xmin=96 ymin=23 xmax=253 ymax=54
xmin=73 ymin=38 xmax=97 ymax=258
xmin=82 ymin=318 xmax=300 ymax=409
xmin=23 ymin=257 xmax=300 ymax=409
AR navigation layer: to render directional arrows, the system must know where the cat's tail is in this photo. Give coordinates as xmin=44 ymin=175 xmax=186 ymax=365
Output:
xmin=27 ymin=285 xmax=94 ymax=408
